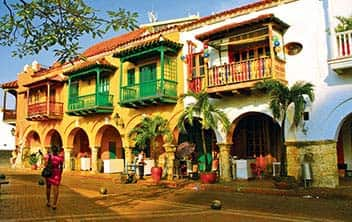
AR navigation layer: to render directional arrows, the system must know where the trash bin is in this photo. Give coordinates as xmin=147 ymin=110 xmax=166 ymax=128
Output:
xmin=231 ymin=159 xmax=236 ymax=179
xmin=301 ymin=162 xmax=312 ymax=188
xmin=70 ymin=157 xmax=75 ymax=171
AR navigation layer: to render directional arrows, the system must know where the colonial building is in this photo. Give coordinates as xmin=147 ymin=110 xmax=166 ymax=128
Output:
xmin=2 ymin=0 xmax=352 ymax=188
xmin=177 ymin=0 xmax=352 ymax=188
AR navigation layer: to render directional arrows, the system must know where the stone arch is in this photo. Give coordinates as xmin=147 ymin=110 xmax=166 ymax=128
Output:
xmin=95 ymin=125 xmax=123 ymax=160
xmin=322 ymin=98 xmax=352 ymax=141
xmin=43 ymin=129 xmax=63 ymax=151
xmin=67 ymin=127 xmax=91 ymax=158
xmin=227 ymin=111 xmax=281 ymax=160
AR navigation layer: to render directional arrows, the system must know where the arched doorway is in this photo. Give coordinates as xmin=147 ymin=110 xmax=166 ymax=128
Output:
xmin=232 ymin=112 xmax=281 ymax=159
xmin=336 ymin=114 xmax=352 ymax=178
xmin=231 ymin=112 xmax=281 ymax=177
xmin=44 ymin=129 xmax=63 ymax=151
xmin=96 ymin=125 xmax=123 ymax=173
xmin=68 ymin=128 xmax=90 ymax=171
xmin=24 ymin=131 xmax=42 ymax=167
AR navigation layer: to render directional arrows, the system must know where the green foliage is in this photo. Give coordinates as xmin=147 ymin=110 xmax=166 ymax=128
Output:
xmin=255 ymin=80 xmax=314 ymax=127
xmin=0 ymin=0 xmax=138 ymax=62
xmin=128 ymin=115 xmax=172 ymax=162
xmin=28 ymin=153 xmax=39 ymax=165
xmin=335 ymin=15 xmax=352 ymax=32
xmin=255 ymin=80 xmax=314 ymax=176
xmin=177 ymin=90 xmax=230 ymax=172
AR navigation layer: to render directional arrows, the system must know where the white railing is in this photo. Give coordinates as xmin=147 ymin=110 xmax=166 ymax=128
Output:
xmin=336 ymin=30 xmax=352 ymax=58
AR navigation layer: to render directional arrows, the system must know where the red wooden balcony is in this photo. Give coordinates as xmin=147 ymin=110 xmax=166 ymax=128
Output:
xmin=2 ymin=109 xmax=16 ymax=124
xmin=206 ymin=57 xmax=285 ymax=95
xmin=27 ymin=101 xmax=63 ymax=121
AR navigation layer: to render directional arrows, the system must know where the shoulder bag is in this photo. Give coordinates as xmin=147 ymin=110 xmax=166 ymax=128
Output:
xmin=41 ymin=154 xmax=53 ymax=178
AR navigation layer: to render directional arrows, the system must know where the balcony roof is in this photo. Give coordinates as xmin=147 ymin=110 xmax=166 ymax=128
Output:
xmin=1 ymin=80 xmax=18 ymax=89
xmin=113 ymin=35 xmax=183 ymax=60
xmin=195 ymin=14 xmax=289 ymax=41
xmin=23 ymin=74 xmax=67 ymax=87
xmin=64 ymin=58 xmax=116 ymax=76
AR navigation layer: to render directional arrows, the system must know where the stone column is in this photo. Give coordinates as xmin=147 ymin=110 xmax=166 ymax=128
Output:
xmin=163 ymin=143 xmax=176 ymax=181
xmin=124 ymin=147 xmax=134 ymax=165
xmin=91 ymin=147 xmax=99 ymax=173
xmin=64 ymin=148 xmax=72 ymax=171
xmin=218 ymin=143 xmax=232 ymax=182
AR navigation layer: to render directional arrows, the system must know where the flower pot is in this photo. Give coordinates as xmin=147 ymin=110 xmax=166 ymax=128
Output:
xmin=31 ymin=164 xmax=38 ymax=170
xmin=200 ymin=172 xmax=217 ymax=184
xmin=151 ymin=166 xmax=163 ymax=182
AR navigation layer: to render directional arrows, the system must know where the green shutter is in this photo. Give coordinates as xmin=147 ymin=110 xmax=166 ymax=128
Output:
xmin=140 ymin=63 xmax=157 ymax=97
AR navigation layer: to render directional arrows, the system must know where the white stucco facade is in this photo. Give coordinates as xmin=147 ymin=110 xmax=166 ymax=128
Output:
xmin=180 ymin=0 xmax=352 ymax=141
xmin=179 ymin=0 xmax=352 ymax=187
xmin=0 ymin=112 xmax=15 ymax=151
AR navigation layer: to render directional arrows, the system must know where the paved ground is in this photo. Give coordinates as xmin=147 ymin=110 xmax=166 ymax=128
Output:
xmin=1 ymin=165 xmax=352 ymax=221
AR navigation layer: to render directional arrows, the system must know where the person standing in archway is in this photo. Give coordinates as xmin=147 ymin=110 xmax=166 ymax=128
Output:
xmin=44 ymin=145 xmax=64 ymax=210
xmin=137 ymin=150 xmax=145 ymax=179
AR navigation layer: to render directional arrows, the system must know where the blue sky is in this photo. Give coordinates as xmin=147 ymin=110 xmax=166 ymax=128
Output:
xmin=0 ymin=0 xmax=256 ymax=88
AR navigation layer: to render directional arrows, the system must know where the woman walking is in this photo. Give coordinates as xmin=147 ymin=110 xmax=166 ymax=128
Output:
xmin=44 ymin=145 xmax=64 ymax=210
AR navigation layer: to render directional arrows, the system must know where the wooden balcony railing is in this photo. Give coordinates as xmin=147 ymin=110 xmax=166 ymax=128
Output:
xmin=188 ymin=76 xmax=206 ymax=93
xmin=68 ymin=92 xmax=114 ymax=115
xmin=206 ymin=57 xmax=285 ymax=93
xmin=335 ymin=30 xmax=352 ymax=58
xmin=3 ymin=109 xmax=16 ymax=122
xmin=27 ymin=101 xmax=63 ymax=120
xmin=120 ymin=79 xmax=177 ymax=107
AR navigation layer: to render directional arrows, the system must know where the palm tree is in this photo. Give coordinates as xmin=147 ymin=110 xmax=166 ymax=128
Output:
xmin=255 ymin=80 xmax=314 ymax=176
xmin=177 ymin=90 xmax=230 ymax=172
xmin=128 ymin=115 xmax=172 ymax=166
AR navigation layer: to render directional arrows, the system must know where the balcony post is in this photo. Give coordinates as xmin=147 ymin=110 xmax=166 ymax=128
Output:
xmin=119 ymin=59 xmax=124 ymax=102
xmin=47 ymin=82 xmax=50 ymax=116
xmin=268 ymin=24 xmax=275 ymax=79
xmin=2 ymin=90 xmax=7 ymax=115
xmin=67 ymin=78 xmax=71 ymax=110
xmin=96 ymin=69 xmax=100 ymax=106
xmin=160 ymin=47 xmax=165 ymax=91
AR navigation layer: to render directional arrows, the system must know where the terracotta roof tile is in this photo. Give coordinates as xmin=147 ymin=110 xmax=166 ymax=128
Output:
xmin=64 ymin=58 xmax=116 ymax=76
xmin=83 ymin=28 xmax=148 ymax=57
xmin=23 ymin=74 xmax=67 ymax=87
xmin=179 ymin=0 xmax=276 ymax=30
xmin=195 ymin=14 xmax=289 ymax=41
xmin=1 ymin=80 xmax=18 ymax=89
xmin=114 ymin=35 xmax=183 ymax=58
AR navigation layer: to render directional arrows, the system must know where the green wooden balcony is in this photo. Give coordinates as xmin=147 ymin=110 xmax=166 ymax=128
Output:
xmin=120 ymin=79 xmax=177 ymax=108
xmin=67 ymin=92 xmax=114 ymax=116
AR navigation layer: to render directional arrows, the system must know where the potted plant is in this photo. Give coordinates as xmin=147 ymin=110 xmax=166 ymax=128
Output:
xmin=128 ymin=115 xmax=172 ymax=182
xmin=255 ymin=80 xmax=314 ymax=186
xmin=28 ymin=152 xmax=39 ymax=170
xmin=177 ymin=90 xmax=230 ymax=184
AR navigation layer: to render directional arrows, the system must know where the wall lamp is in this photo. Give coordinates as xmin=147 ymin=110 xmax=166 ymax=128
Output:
xmin=114 ymin=113 xmax=125 ymax=128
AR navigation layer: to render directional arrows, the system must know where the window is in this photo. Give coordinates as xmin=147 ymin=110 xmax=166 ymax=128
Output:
xmin=70 ymin=81 xmax=79 ymax=97
xmin=127 ymin=68 xmax=135 ymax=86
xmin=229 ymin=43 xmax=269 ymax=62
xmin=140 ymin=63 xmax=157 ymax=97
xmin=99 ymin=77 xmax=109 ymax=93
xmin=140 ymin=63 xmax=156 ymax=82
xmin=191 ymin=53 xmax=206 ymax=78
